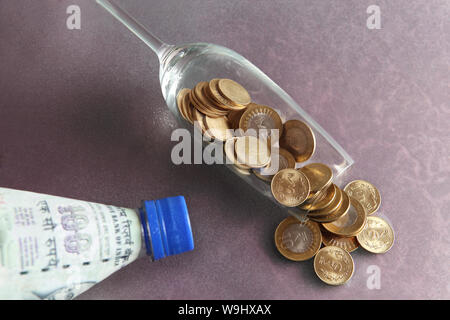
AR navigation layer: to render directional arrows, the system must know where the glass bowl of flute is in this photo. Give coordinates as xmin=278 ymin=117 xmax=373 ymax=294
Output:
xmin=166 ymin=42 xmax=354 ymax=221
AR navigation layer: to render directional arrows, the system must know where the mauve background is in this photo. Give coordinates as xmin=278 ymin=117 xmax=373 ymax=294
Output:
xmin=0 ymin=0 xmax=449 ymax=299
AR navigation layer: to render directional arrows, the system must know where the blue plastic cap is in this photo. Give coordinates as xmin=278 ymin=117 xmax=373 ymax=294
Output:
xmin=139 ymin=196 xmax=194 ymax=261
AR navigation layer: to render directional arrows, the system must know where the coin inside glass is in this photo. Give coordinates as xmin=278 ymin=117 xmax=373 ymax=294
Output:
xmin=239 ymin=104 xmax=283 ymax=138
xmin=232 ymin=165 xmax=251 ymax=175
xmin=224 ymin=137 xmax=251 ymax=169
xmin=199 ymin=82 xmax=229 ymax=116
xmin=176 ymin=88 xmax=191 ymax=122
xmin=208 ymin=78 xmax=245 ymax=110
xmin=300 ymin=183 xmax=337 ymax=211
xmin=192 ymin=82 xmax=226 ymax=117
xmin=299 ymin=163 xmax=333 ymax=194
xmin=217 ymin=78 xmax=251 ymax=106
xmin=308 ymin=186 xmax=343 ymax=217
xmin=203 ymin=116 xmax=233 ymax=141
xmin=227 ymin=108 xmax=247 ymax=129
xmin=280 ymin=120 xmax=316 ymax=162
xmin=192 ymin=108 xmax=206 ymax=132
xmin=234 ymin=135 xmax=271 ymax=168
xmin=182 ymin=94 xmax=195 ymax=124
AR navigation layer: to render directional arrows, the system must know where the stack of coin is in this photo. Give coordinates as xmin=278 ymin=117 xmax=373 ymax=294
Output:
xmin=224 ymin=135 xmax=271 ymax=175
xmin=177 ymin=78 xmax=252 ymax=140
xmin=177 ymin=79 xmax=250 ymax=116
xmin=176 ymin=88 xmax=195 ymax=124
xmin=176 ymin=79 xmax=316 ymax=170
xmin=280 ymin=120 xmax=316 ymax=162
xmin=274 ymin=179 xmax=394 ymax=286
xmin=299 ymin=163 xmax=333 ymax=202
xmin=228 ymin=108 xmax=247 ymax=129
xmin=177 ymin=78 xmax=302 ymax=180
xmin=270 ymin=164 xmax=336 ymax=211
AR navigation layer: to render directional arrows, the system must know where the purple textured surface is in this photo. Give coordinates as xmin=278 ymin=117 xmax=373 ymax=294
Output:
xmin=0 ymin=0 xmax=449 ymax=299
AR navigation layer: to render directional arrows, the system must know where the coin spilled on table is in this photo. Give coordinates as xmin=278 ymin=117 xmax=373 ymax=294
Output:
xmin=176 ymin=79 xmax=394 ymax=286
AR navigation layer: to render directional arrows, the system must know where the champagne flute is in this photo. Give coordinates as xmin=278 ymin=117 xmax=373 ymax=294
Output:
xmin=96 ymin=0 xmax=353 ymax=216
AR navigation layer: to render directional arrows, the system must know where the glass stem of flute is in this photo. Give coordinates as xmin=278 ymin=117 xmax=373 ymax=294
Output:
xmin=96 ymin=0 xmax=167 ymax=57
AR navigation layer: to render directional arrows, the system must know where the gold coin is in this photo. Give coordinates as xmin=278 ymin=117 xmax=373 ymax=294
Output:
xmin=280 ymin=120 xmax=316 ymax=162
xmin=252 ymin=170 xmax=272 ymax=182
xmin=344 ymin=180 xmax=381 ymax=215
xmin=232 ymin=164 xmax=251 ymax=175
xmin=300 ymin=183 xmax=337 ymax=211
xmin=224 ymin=138 xmax=251 ymax=176
xmin=224 ymin=137 xmax=238 ymax=164
xmin=206 ymin=79 xmax=230 ymax=109
xmin=176 ymin=88 xmax=191 ymax=122
xmin=271 ymin=168 xmax=310 ymax=207
xmin=203 ymin=116 xmax=233 ymax=141
xmin=190 ymin=86 xmax=211 ymax=115
xmin=234 ymin=135 xmax=271 ymax=168
xmin=183 ymin=99 xmax=195 ymax=124
xmin=308 ymin=186 xmax=343 ymax=217
xmin=192 ymin=108 xmax=205 ymax=130
xmin=321 ymin=228 xmax=359 ymax=253
xmin=190 ymin=83 xmax=218 ymax=118
xmin=252 ymin=148 xmax=296 ymax=182
xmin=306 ymin=188 xmax=327 ymax=203
xmin=322 ymin=197 xmax=367 ymax=236
xmin=191 ymin=82 xmax=227 ymax=118
xmin=217 ymin=78 xmax=251 ymax=106
xmin=199 ymin=82 xmax=229 ymax=116
xmin=299 ymin=163 xmax=333 ymax=195
xmin=181 ymin=89 xmax=196 ymax=124
xmin=308 ymin=189 xmax=350 ymax=223
xmin=231 ymin=102 xmax=258 ymax=132
xmin=238 ymin=104 xmax=283 ymax=138
xmin=207 ymin=79 xmax=246 ymax=110
xmin=192 ymin=108 xmax=212 ymax=140
xmin=227 ymin=108 xmax=247 ymax=129
xmin=313 ymin=246 xmax=354 ymax=285
xmin=224 ymin=137 xmax=252 ymax=170
xmin=275 ymin=216 xmax=322 ymax=261
xmin=356 ymin=216 xmax=394 ymax=253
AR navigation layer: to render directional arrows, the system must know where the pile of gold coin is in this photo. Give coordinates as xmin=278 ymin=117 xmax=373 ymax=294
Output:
xmin=177 ymin=78 xmax=311 ymax=176
xmin=274 ymin=178 xmax=394 ymax=286
xmin=224 ymin=135 xmax=271 ymax=173
xmin=176 ymin=78 xmax=251 ymax=140
xmin=177 ymin=80 xmax=394 ymax=286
